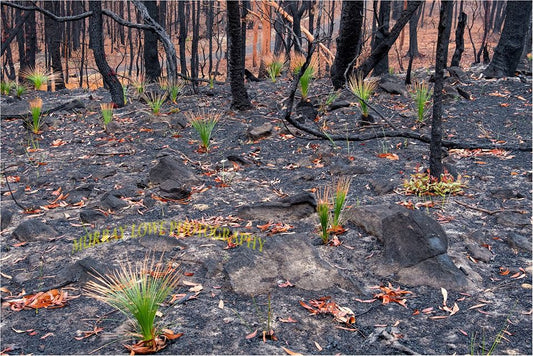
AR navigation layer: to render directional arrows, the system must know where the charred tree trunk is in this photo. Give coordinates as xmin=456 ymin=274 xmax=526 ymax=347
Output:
xmin=143 ymin=0 xmax=161 ymax=82
xmin=484 ymin=0 xmax=532 ymax=78
xmin=330 ymin=0 xmax=364 ymax=89
xmin=451 ymin=11 xmax=467 ymax=67
xmin=44 ymin=0 xmax=65 ymax=90
xmin=227 ymin=0 xmax=252 ymax=110
xmin=372 ymin=0 xmax=391 ymax=76
xmin=429 ymin=0 xmax=454 ymax=179
xmin=356 ymin=1 xmax=423 ymax=79
xmin=89 ymin=0 xmax=124 ymax=106
xmin=178 ymin=0 xmax=188 ymax=76
xmin=191 ymin=0 xmax=200 ymax=89
xmin=408 ymin=5 xmax=421 ymax=57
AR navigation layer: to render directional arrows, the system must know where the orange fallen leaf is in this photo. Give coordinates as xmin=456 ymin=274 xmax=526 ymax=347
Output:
xmin=372 ymin=282 xmax=412 ymax=308
xmin=245 ymin=329 xmax=258 ymax=339
xmin=377 ymin=153 xmax=399 ymax=160
xmin=281 ymin=346 xmax=302 ymax=355
xmin=3 ymin=289 xmax=78 ymax=311
xmin=50 ymin=139 xmax=66 ymax=147
xmin=279 ymin=316 xmax=298 ymax=323
xmin=499 ymin=267 xmax=510 ymax=276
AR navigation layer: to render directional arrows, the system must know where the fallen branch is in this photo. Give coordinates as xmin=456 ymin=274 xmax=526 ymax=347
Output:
xmin=455 ymin=200 xmax=528 ymax=215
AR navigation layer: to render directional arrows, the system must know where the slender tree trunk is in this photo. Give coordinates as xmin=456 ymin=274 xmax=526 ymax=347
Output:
xmin=372 ymin=0 xmax=391 ymax=76
xmin=451 ymin=11 xmax=467 ymax=67
xmin=227 ymin=0 xmax=252 ymax=110
xmin=429 ymin=0 xmax=454 ymax=179
xmin=143 ymin=0 xmax=161 ymax=82
xmin=484 ymin=0 xmax=532 ymax=78
xmin=44 ymin=0 xmax=65 ymax=90
xmin=330 ymin=1 xmax=364 ymax=89
xmin=178 ymin=0 xmax=188 ymax=76
xmin=89 ymin=0 xmax=124 ymax=106
xmin=191 ymin=0 xmax=200 ymax=88
xmin=408 ymin=5 xmax=421 ymax=57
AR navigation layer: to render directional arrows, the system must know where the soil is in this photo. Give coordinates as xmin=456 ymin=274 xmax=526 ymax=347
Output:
xmin=0 ymin=66 xmax=531 ymax=355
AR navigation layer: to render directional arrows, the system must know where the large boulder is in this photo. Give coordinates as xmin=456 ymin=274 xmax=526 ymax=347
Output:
xmin=348 ymin=205 xmax=468 ymax=290
xmin=149 ymin=156 xmax=200 ymax=185
xmin=224 ymin=234 xmax=359 ymax=295
xmin=11 ymin=220 xmax=58 ymax=242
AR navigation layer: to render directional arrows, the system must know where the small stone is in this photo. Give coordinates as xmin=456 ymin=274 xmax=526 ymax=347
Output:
xmin=505 ymin=233 xmax=532 ymax=252
xmin=247 ymin=123 xmax=273 ymax=140
xmin=370 ymin=179 xmax=396 ymax=195
xmin=496 ymin=212 xmax=530 ymax=228
xmin=159 ymin=179 xmax=191 ymax=200
xmin=80 ymin=209 xmax=106 ymax=224
xmin=465 ymin=242 xmax=493 ymax=262
xmin=66 ymin=185 xmax=94 ymax=204
xmin=1 ymin=208 xmax=13 ymax=230
xmin=11 ymin=220 xmax=58 ymax=242
xmin=100 ymin=192 xmax=128 ymax=211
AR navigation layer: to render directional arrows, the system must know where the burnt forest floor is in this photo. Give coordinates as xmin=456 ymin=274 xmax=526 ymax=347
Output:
xmin=0 ymin=65 xmax=532 ymax=355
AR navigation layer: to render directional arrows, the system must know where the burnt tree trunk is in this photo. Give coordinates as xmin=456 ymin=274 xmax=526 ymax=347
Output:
xmin=178 ymin=0 xmax=188 ymax=76
xmin=89 ymin=0 xmax=124 ymax=106
xmin=330 ymin=0 xmax=364 ymax=89
xmin=143 ymin=0 xmax=161 ymax=82
xmin=484 ymin=0 xmax=532 ymax=78
xmin=450 ymin=11 xmax=467 ymax=67
xmin=408 ymin=5 xmax=421 ymax=57
xmin=429 ymin=0 xmax=454 ymax=179
xmin=227 ymin=0 xmax=252 ymax=110
xmin=44 ymin=0 xmax=65 ymax=90
xmin=356 ymin=1 xmax=423 ymax=79
xmin=372 ymin=0 xmax=391 ymax=76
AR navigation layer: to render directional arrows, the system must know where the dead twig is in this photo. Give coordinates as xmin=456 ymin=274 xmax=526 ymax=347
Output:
xmin=455 ymin=200 xmax=528 ymax=215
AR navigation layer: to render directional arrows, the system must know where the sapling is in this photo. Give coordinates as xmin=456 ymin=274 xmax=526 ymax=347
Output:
xmin=28 ymin=97 xmax=43 ymax=134
xmin=315 ymin=187 xmax=331 ymax=244
xmin=348 ymin=72 xmax=377 ymax=120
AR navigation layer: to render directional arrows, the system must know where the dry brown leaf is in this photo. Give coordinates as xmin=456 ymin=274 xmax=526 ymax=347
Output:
xmin=281 ymin=346 xmax=302 ymax=355
xmin=377 ymin=153 xmax=399 ymax=160
xmin=245 ymin=329 xmax=258 ymax=339
xmin=218 ymin=300 xmax=224 ymax=309
xmin=314 ymin=341 xmax=323 ymax=351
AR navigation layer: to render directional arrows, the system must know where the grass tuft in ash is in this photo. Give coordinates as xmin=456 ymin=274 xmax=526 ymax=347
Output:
xmin=187 ymin=109 xmax=221 ymax=152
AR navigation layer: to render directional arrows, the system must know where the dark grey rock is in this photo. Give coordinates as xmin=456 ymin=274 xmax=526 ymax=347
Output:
xmin=490 ymin=188 xmax=524 ymax=200
xmin=100 ymin=192 xmax=128 ymax=211
xmin=170 ymin=116 xmax=188 ymax=129
xmin=379 ymin=75 xmax=406 ymax=95
xmin=381 ymin=208 xmax=448 ymax=267
xmin=443 ymin=84 xmax=460 ymax=100
xmin=496 ymin=212 xmax=530 ymax=228
xmin=149 ymin=156 xmax=200 ymax=185
xmin=1 ymin=208 xmax=13 ymax=230
xmin=80 ymin=209 xmax=106 ymax=224
xmin=159 ymin=179 xmax=191 ymax=200
xmin=505 ymin=233 xmax=532 ymax=252
xmin=247 ymin=122 xmax=273 ymax=140
xmin=237 ymin=193 xmax=316 ymax=222
xmin=224 ymin=234 xmax=360 ymax=295
xmin=58 ymin=257 xmax=108 ymax=284
xmin=137 ymin=234 xmax=186 ymax=252
xmin=104 ymin=121 xmax=121 ymax=134
xmin=328 ymin=99 xmax=351 ymax=111
xmin=92 ymin=168 xmax=117 ymax=180
xmin=465 ymin=242 xmax=493 ymax=262
xmin=396 ymin=254 xmax=468 ymax=290
xmin=447 ymin=66 xmax=469 ymax=82
xmin=66 ymin=184 xmax=94 ymax=204
xmin=370 ymin=179 xmax=396 ymax=195
xmin=295 ymin=100 xmax=318 ymax=123
xmin=12 ymin=220 xmax=58 ymax=242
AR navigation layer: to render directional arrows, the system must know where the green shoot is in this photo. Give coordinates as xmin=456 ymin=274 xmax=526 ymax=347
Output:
xmin=100 ymin=103 xmax=114 ymax=129
xmin=21 ymin=66 xmax=55 ymax=90
xmin=332 ymin=177 xmax=351 ymax=229
xmin=28 ymin=97 xmax=43 ymax=134
xmin=319 ymin=90 xmax=341 ymax=114
xmin=348 ymin=72 xmax=377 ymax=117
xmin=266 ymin=55 xmax=284 ymax=83
xmin=187 ymin=109 xmax=221 ymax=152
xmin=85 ymin=254 xmax=181 ymax=343
xmin=0 ymin=81 xmax=12 ymax=95
xmin=130 ymin=76 xmax=145 ymax=95
xmin=410 ymin=81 xmax=432 ymax=123
xmin=167 ymin=80 xmax=185 ymax=103
xmin=122 ymin=84 xmax=128 ymax=105
xmin=315 ymin=187 xmax=331 ymax=244
xmin=14 ymin=83 xmax=26 ymax=97
xmin=299 ymin=65 xmax=315 ymax=100
xmin=144 ymin=91 xmax=167 ymax=115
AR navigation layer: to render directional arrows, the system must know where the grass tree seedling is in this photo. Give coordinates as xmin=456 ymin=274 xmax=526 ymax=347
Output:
xmin=187 ymin=109 xmax=221 ymax=152
xmin=348 ymin=72 xmax=377 ymax=119
xmin=28 ymin=97 xmax=43 ymax=134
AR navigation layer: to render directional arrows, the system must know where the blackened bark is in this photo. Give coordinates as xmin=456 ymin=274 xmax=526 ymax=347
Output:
xmin=451 ymin=11 xmax=467 ymax=67
xmin=1 ymin=10 xmax=30 ymax=57
xmin=23 ymin=1 xmax=36 ymax=70
xmin=330 ymin=1 xmax=364 ymax=89
xmin=227 ymin=0 xmax=252 ymax=110
xmin=178 ymin=0 xmax=187 ymax=76
xmin=372 ymin=0 xmax=391 ymax=76
xmin=44 ymin=0 xmax=65 ymax=90
xmin=88 ymin=0 xmax=124 ymax=106
xmin=356 ymin=1 xmax=423 ymax=79
xmin=143 ymin=0 xmax=161 ymax=82
xmin=493 ymin=0 xmax=506 ymax=34
xmin=408 ymin=5 xmax=421 ymax=57
xmin=484 ymin=1 xmax=532 ymax=78
xmin=429 ymin=0 xmax=454 ymax=179
xmin=191 ymin=0 xmax=200 ymax=89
